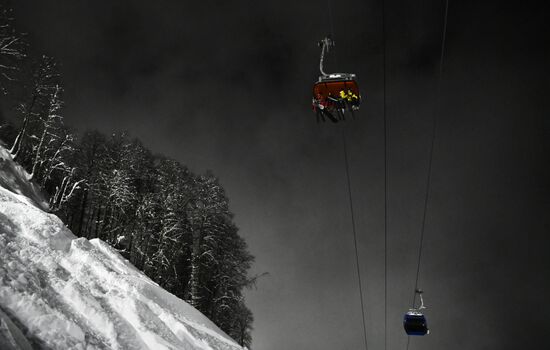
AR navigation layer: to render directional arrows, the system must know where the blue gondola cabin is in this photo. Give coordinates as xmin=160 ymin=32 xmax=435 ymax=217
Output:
xmin=403 ymin=311 xmax=429 ymax=336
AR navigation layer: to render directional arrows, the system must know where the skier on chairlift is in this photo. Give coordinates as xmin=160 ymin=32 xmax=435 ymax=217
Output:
xmin=312 ymin=37 xmax=362 ymax=123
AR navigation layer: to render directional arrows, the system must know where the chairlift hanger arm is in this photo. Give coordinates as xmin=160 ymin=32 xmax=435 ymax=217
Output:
xmin=318 ymin=37 xmax=334 ymax=76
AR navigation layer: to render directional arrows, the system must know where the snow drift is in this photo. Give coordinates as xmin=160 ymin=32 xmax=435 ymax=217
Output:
xmin=0 ymin=144 xmax=244 ymax=350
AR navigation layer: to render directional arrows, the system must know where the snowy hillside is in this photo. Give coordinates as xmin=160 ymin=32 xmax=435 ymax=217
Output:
xmin=0 ymin=145 xmax=244 ymax=350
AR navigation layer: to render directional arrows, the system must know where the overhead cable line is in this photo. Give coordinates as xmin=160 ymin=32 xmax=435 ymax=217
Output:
xmin=342 ymin=126 xmax=369 ymax=350
xmin=381 ymin=0 xmax=389 ymax=348
xmin=406 ymin=0 xmax=450 ymax=348
xmin=326 ymin=2 xmax=369 ymax=349
xmin=325 ymin=2 xmax=368 ymax=349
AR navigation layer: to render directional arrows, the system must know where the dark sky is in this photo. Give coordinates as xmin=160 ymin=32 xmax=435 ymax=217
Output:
xmin=5 ymin=0 xmax=550 ymax=349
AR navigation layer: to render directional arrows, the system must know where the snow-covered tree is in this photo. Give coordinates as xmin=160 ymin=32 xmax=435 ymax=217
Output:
xmin=140 ymin=158 xmax=192 ymax=289
xmin=29 ymin=84 xmax=63 ymax=180
xmin=49 ymin=167 xmax=85 ymax=211
xmin=69 ymin=130 xmax=108 ymax=238
xmin=10 ymin=55 xmax=59 ymax=160
xmin=186 ymin=172 xmax=230 ymax=308
xmin=0 ymin=4 xmax=25 ymax=92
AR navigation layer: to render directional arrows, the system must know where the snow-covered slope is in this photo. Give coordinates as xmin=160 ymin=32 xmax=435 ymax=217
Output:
xmin=0 ymin=145 xmax=48 ymax=211
xmin=0 ymin=145 xmax=244 ymax=350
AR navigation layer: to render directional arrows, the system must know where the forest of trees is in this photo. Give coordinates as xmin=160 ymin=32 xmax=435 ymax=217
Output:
xmin=0 ymin=4 xmax=255 ymax=347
